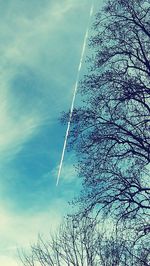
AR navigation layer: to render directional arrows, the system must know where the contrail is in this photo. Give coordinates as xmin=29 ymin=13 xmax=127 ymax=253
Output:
xmin=56 ymin=2 xmax=94 ymax=186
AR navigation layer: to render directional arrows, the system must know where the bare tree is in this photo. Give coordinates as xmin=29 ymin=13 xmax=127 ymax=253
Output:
xmin=18 ymin=1 xmax=150 ymax=265
xmin=20 ymin=217 xmax=100 ymax=266
xmin=61 ymin=0 xmax=150 ymax=223
xmin=20 ymin=216 xmax=150 ymax=266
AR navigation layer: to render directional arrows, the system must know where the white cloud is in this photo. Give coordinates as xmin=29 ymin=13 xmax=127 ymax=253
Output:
xmin=0 ymin=201 xmax=64 ymax=266
xmin=0 ymin=1 xmax=90 ymax=265
xmin=0 ymin=0 xmax=87 ymax=162
xmin=0 ymin=256 xmax=19 ymax=266
xmin=1 ymin=0 xmax=80 ymax=67
xmin=0 ymin=86 xmax=41 ymax=161
xmin=52 ymin=162 xmax=77 ymax=184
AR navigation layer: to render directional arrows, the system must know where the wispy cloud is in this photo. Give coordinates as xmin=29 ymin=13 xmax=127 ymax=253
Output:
xmin=1 ymin=0 xmax=83 ymax=67
xmin=0 ymin=1 xmax=92 ymax=265
xmin=0 ymin=98 xmax=40 ymax=161
xmin=0 ymin=0 xmax=89 ymax=162
xmin=0 ymin=201 xmax=65 ymax=266
xmin=52 ymin=162 xmax=77 ymax=183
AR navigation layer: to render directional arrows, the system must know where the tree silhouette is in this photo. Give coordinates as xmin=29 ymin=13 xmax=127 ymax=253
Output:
xmin=20 ymin=216 xmax=150 ymax=266
xmin=19 ymin=1 xmax=150 ymax=265
xmin=62 ymin=0 xmax=150 ymax=225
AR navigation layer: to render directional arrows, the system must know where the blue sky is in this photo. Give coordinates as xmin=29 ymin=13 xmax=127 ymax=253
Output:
xmin=0 ymin=0 xmax=100 ymax=265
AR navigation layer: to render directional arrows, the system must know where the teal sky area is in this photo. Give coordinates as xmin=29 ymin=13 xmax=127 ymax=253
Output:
xmin=0 ymin=0 xmax=101 ymax=265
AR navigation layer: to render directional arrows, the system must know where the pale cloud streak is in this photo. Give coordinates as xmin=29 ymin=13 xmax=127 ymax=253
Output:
xmin=0 ymin=0 xmax=88 ymax=162
xmin=0 ymin=80 xmax=42 ymax=161
xmin=1 ymin=0 xmax=82 ymax=67
xmin=0 ymin=1 xmax=91 ymax=265
xmin=52 ymin=162 xmax=76 ymax=184
xmin=0 ymin=201 xmax=64 ymax=266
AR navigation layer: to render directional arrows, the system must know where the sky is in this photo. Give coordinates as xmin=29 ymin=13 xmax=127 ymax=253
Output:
xmin=0 ymin=0 xmax=101 ymax=265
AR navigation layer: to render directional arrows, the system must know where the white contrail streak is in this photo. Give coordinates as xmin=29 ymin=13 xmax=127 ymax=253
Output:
xmin=56 ymin=2 xmax=94 ymax=186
